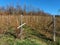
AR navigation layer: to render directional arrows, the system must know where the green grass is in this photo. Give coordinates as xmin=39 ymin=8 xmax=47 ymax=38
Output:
xmin=0 ymin=35 xmax=44 ymax=45
xmin=0 ymin=25 xmax=60 ymax=45
xmin=0 ymin=32 xmax=48 ymax=45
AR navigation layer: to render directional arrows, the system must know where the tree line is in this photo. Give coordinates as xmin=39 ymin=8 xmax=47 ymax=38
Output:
xmin=0 ymin=5 xmax=50 ymax=15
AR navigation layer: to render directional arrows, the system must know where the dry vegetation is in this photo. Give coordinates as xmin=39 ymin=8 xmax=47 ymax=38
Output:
xmin=0 ymin=14 xmax=60 ymax=41
xmin=0 ymin=3 xmax=60 ymax=45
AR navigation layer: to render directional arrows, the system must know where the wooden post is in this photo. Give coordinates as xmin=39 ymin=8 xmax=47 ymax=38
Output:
xmin=20 ymin=15 xmax=23 ymax=39
xmin=53 ymin=15 xmax=56 ymax=42
xmin=17 ymin=15 xmax=23 ymax=39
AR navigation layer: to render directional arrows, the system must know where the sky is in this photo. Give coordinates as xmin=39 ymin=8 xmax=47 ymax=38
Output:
xmin=0 ymin=0 xmax=60 ymax=15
